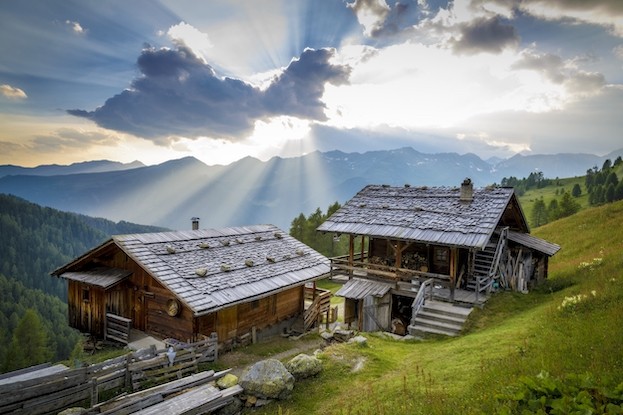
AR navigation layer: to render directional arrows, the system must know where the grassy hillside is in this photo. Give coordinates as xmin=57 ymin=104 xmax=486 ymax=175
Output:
xmin=253 ymin=200 xmax=623 ymax=414
xmin=519 ymin=162 xmax=623 ymax=227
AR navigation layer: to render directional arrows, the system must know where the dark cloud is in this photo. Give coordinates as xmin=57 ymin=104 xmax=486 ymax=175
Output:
xmin=348 ymin=0 xmax=420 ymax=38
xmin=68 ymin=46 xmax=350 ymax=143
xmin=264 ymin=48 xmax=350 ymax=120
xmin=452 ymin=16 xmax=519 ymax=54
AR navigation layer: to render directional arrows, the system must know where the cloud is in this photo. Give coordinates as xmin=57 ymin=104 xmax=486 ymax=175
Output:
xmin=0 ymin=84 xmax=27 ymax=99
xmin=68 ymin=46 xmax=350 ymax=143
xmin=348 ymin=0 xmax=421 ymax=38
xmin=519 ymin=0 xmax=623 ymax=36
xmin=167 ymin=22 xmax=212 ymax=63
xmin=65 ymin=20 xmax=85 ymax=34
xmin=30 ymin=128 xmax=121 ymax=152
xmin=512 ymin=50 xmax=605 ymax=96
xmin=452 ymin=16 xmax=519 ymax=54
xmin=348 ymin=0 xmax=391 ymax=37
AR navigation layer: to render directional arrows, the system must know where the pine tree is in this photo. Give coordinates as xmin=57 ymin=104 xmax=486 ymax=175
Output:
xmin=531 ymin=198 xmax=548 ymax=227
xmin=4 ymin=309 xmax=51 ymax=371
xmin=571 ymin=183 xmax=581 ymax=198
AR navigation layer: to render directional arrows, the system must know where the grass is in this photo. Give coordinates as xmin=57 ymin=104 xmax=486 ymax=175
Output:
xmin=249 ymin=200 xmax=623 ymax=414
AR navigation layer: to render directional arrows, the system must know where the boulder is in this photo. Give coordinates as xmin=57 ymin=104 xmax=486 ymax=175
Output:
xmin=216 ymin=373 xmax=239 ymax=389
xmin=239 ymin=359 xmax=295 ymax=400
xmin=286 ymin=353 xmax=322 ymax=379
xmin=348 ymin=335 xmax=368 ymax=347
xmin=333 ymin=329 xmax=355 ymax=342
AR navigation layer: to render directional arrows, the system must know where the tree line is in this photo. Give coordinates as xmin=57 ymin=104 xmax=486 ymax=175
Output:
xmin=289 ymin=202 xmax=355 ymax=257
xmin=585 ymin=157 xmax=623 ymax=205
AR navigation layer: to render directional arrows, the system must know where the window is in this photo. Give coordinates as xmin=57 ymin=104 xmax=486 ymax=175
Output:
xmin=82 ymin=287 xmax=90 ymax=302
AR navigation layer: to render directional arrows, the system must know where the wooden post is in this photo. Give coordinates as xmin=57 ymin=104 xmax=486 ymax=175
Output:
xmin=348 ymin=235 xmax=355 ymax=279
xmin=360 ymin=235 xmax=365 ymax=261
xmin=449 ymin=247 xmax=457 ymax=301
xmin=395 ymin=240 xmax=403 ymax=269
xmin=251 ymin=326 xmax=257 ymax=344
xmin=91 ymin=378 xmax=98 ymax=406
xmin=124 ymin=353 xmax=132 ymax=389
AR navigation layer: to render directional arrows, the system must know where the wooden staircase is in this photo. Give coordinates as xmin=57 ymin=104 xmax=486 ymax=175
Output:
xmin=408 ymin=300 xmax=473 ymax=337
xmin=468 ymin=228 xmax=508 ymax=293
xmin=303 ymin=287 xmax=332 ymax=331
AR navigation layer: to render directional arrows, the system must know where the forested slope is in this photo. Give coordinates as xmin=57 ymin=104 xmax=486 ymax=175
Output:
xmin=0 ymin=193 xmax=168 ymax=373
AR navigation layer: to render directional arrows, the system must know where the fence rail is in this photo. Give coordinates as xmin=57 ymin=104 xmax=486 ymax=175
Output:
xmin=0 ymin=333 xmax=218 ymax=415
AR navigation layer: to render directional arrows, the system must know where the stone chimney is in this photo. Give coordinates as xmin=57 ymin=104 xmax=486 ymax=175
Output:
xmin=460 ymin=178 xmax=473 ymax=202
xmin=191 ymin=217 xmax=200 ymax=230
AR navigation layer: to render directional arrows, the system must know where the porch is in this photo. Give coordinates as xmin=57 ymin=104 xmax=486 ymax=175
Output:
xmin=329 ymin=253 xmax=491 ymax=307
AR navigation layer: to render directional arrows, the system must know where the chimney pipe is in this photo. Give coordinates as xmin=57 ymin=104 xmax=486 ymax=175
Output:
xmin=460 ymin=178 xmax=473 ymax=202
xmin=191 ymin=217 xmax=200 ymax=230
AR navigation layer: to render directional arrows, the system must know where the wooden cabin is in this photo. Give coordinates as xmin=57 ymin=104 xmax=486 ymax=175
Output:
xmin=52 ymin=224 xmax=330 ymax=344
xmin=317 ymin=179 xmax=560 ymax=336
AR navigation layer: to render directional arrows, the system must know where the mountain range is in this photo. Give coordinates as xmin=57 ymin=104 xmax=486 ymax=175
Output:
xmin=1 ymin=147 xmax=621 ymax=231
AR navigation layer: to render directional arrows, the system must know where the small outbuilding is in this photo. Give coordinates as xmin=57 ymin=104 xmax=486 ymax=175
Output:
xmin=52 ymin=224 xmax=330 ymax=344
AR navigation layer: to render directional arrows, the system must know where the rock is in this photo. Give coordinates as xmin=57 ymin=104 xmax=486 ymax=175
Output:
xmin=255 ymin=398 xmax=272 ymax=407
xmin=239 ymin=359 xmax=295 ymax=400
xmin=333 ymin=329 xmax=355 ymax=342
xmin=348 ymin=335 xmax=368 ymax=347
xmin=245 ymin=395 xmax=257 ymax=407
xmin=320 ymin=331 xmax=334 ymax=341
xmin=215 ymin=397 xmax=243 ymax=415
xmin=216 ymin=373 xmax=239 ymax=389
xmin=285 ymin=353 xmax=322 ymax=379
xmin=57 ymin=409 xmax=86 ymax=415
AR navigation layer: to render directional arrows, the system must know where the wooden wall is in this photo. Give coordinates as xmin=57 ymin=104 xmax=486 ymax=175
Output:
xmin=67 ymin=281 xmax=106 ymax=338
xmin=196 ymin=286 xmax=304 ymax=343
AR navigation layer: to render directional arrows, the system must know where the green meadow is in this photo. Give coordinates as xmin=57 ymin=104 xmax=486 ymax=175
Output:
xmin=253 ymin=200 xmax=623 ymax=414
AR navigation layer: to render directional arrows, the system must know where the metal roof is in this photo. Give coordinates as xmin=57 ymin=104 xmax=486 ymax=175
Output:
xmin=335 ymin=278 xmax=394 ymax=299
xmin=317 ymin=184 xmax=516 ymax=249
xmin=111 ymin=224 xmax=330 ymax=316
xmin=59 ymin=267 xmax=131 ymax=289
xmin=507 ymin=230 xmax=560 ymax=256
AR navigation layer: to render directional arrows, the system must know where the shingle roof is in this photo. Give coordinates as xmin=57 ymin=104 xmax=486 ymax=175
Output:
xmin=317 ymin=184 xmax=516 ymax=249
xmin=111 ymin=224 xmax=330 ymax=316
xmin=508 ymin=230 xmax=560 ymax=256
xmin=335 ymin=278 xmax=394 ymax=299
xmin=60 ymin=267 xmax=131 ymax=289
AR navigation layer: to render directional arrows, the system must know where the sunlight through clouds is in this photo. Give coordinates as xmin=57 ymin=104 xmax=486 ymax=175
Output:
xmin=167 ymin=22 xmax=213 ymax=63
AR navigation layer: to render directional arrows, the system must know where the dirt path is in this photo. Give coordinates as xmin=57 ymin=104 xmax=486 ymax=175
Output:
xmin=218 ymin=335 xmax=326 ymax=377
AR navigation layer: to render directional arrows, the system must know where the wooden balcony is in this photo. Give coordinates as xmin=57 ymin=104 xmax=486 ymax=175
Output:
xmin=329 ymin=254 xmax=489 ymax=306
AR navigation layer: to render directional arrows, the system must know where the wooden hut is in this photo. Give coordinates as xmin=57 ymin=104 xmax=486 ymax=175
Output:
xmin=52 ymin=224 xmax=330 ymax=344
xmin=317 ymin=179 xmax=560 ymax=336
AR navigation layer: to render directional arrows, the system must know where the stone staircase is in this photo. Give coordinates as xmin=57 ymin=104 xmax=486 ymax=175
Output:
xmin=408 ymin=300 xmax=473 ymax=337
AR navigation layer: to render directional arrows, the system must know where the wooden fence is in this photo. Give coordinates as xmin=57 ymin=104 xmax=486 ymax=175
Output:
xmin=104 ymin=313 xmax=131 ymax=345
xmin=0 ymin=334 xmax=218 ymax=415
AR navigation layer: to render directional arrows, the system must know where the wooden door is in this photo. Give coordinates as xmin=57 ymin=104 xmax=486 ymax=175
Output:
xmin=217 ymin=306 xmax=238 ymax=342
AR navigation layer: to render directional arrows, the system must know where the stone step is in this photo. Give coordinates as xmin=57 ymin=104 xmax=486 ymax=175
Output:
xmin=416 ymin=310 xmax=468 ymax=325
xmin=412 ymin=317 xmax=463 ymax=333
xmin=408 ymin=324 xmax=459 ymax=337
xmin=422 ymin=300 xmax=473 ymax=318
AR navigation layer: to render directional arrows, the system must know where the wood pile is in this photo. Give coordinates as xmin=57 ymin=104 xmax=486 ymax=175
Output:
xmin=87 ymin=369 xmax=242 ymax=415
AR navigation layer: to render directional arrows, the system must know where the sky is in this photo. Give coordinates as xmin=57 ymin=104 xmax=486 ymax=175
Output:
xmin=1 ymin=0 xmax=622 ymax=167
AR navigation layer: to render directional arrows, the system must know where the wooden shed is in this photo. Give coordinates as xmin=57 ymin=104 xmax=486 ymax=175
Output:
xmin=52 ymin=224 xmax=330 ymax=344
xmin=317 ymin=179 xmax=560 ymax=336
